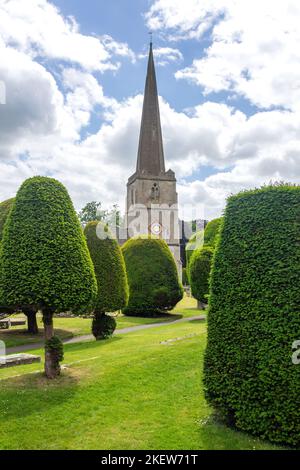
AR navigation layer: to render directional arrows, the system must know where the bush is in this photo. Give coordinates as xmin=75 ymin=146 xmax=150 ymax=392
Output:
xmin=122 ymin=237 xmax=183 ymax=316
xmin=0 ymin=176 xmax=97 ymax=377
xmin=84 ymin=221 xmax=128 ymax=339
xmin=0 ymin=198 xmax=15 ymax=242
xmin=190 ymin=246 xmax=214 ymax=305
xmin=92 ymin=313 xmax=117 ymax=340
xmin=185 ymin=229 xmax=204 ymax=276
xmin=204 ymin=184 xmax=300 ymax=446
xmin=185 ymin=218 xmax=222 ymax=281
xmin=203 ymin=217 xmax=222 ymax=248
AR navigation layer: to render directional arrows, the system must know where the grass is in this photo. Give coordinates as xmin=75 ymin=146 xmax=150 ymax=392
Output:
xmin=0 ymin=317 xmax=284 ymax=450
xmin=0 ymin=295 xmax=203 ymax=349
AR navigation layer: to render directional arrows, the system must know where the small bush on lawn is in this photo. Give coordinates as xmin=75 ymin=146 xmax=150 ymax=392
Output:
xmin=190 ymin=246 xmax=214 ymax=307
xmin=84 ymin=221 xmax=128 ymax=339
xmin=204 ymin=183 xmax=300 ymax=446
xmin=122 ymin=237 xmax=183 ymax=316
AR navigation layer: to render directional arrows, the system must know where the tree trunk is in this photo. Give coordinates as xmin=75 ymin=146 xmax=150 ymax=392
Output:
xmin=23 ymin=309 xmax=38 ymax=334
xmin=43 ymin=308 xmax=60 ymax=379
xmin=197 ymin=300 xmax=205 ymax=310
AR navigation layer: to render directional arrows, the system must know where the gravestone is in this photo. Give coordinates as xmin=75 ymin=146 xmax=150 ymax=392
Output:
xmin=0 ymin=353 xmax=41 ymax=368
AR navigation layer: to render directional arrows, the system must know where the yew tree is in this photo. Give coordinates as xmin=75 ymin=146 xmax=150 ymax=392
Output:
xmin=0 ymin=177 xmax=97 ymax=378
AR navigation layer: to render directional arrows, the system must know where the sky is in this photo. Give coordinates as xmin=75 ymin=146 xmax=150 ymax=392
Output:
xmin=0 ymin=0 xmax=299 ymax=220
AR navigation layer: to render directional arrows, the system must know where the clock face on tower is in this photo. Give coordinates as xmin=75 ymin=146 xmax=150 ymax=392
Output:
xmin=150 ymin=221 xmax=162 ymax=236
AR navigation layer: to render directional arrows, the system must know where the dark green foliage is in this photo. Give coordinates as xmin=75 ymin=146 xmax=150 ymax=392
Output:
xmin=190 ymin=246 xmax=214 ymax=304
xmin=45 ymin=336 xmax=64 ymax=362
xmin=92 ymin=313 xmax=117 ymax=340
xmin=122 ymin=237 xmax=183 ymax=316
xmin=0 ymin=176 xmax=97 ymax=314
xmin=0 ymin=198 xmax=15 ymax=242
xmin=204 ymin=184 xmax=300 ymax=446
xmin=84 ymin=221 xmax=128 ymax=314
xmin=203 ymin=217 xmax=222 ymax=248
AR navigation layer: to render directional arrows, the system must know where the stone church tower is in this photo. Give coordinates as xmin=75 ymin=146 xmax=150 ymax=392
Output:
xmin=126 ymin=41 xmax=181 ymax=276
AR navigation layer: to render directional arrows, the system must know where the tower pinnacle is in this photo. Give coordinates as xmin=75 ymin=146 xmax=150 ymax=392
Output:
xmin=136 ymin=41 xmax=165 ymax=176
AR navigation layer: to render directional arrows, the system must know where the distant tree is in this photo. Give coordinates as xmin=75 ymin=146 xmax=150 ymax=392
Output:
xmin=1 ymin=177 xmax=97 ymax=378
xmin=84 ymin=221 xmax=128 ymax=339
xmin=78 ymin=201 xmax=107 ymax=225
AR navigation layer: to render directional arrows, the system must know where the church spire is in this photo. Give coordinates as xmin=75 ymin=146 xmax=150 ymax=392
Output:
xmin=136 ymin=41 xmax=165 ymax=176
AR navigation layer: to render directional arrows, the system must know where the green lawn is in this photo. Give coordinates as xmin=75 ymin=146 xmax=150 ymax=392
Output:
xmin=1 ymin=295 xmax=203 ymax=348
xmin=0 ymin=317 xmax=284 ymax=450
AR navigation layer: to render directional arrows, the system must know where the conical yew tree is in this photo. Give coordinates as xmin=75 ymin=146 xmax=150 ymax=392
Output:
xmin=0 ymin=177 xmax=97 ymax=378
xmin=84 ymin=221 xmax=128 ymax=339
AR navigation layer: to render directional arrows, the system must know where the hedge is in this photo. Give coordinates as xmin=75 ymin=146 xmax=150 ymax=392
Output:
xmin=84 ymin=221 xmax=128 ymax=339
xmin=185 ymin=229 xmax=204 ymax=275
xmin=0 ymin=177 xmax=97 ymax=314
xmin=0 ymin=198 xmax=15 ymax=241
xmin=189 ymin=246 xmax=214 ymax=305
xmin=203 ymin=217 xmax=222 ymax=248
xmin=204 ymin=184 xmax=300 ymax=446
xmin=122 ymin=237 xmax=183 ymax=316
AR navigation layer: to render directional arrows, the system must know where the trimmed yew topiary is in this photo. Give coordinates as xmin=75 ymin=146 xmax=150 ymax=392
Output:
xmin=185 ymin=229 xmax=204 ymax=278
xmin=0 ymin=176 xmax=97 ymax=378
xmin=203 ymin=217 xmax=222 ymax=248
xmin=122 ymin=237 xmax=183 ymax=316
xmin=204 ymin=184 xmax=300 ymax=446
xmin=190 ymin=246 xmax=214 ymax=308
xmin=84 ymin=221 xmax=128 ymax=339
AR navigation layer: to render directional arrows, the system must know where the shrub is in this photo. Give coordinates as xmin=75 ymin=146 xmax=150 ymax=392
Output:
xmin=0 ymin=198 xmax=14 ymax=242
xmin=185 ymin=229 xmax=204 ymax=276
xmin=1 ymin=176 xmax=97 ymax=377
xmin=84 ymin=221 xmax=128 ymax=339
xmin=92 ymin=313 xmax=116 ymax=340
xmin=204 ymin=184 xmax=300 ymax=446
xmin=190 ymin=246 xmax=214 ymax=307
xmin=122 ymin=237 xmax=183 ymax=316
xmin=203 ymin=217 xmax=222 ymax=248
xmin=185 ymin=218 xmax=222 ymax=281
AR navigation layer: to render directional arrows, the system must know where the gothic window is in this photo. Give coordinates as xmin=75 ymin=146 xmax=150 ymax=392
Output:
xmin=150 ymin=182 xmax=160 ymax=201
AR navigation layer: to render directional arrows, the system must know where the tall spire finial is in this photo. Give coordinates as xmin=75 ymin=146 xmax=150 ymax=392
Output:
xmin=136 ymin=32 xmax=165 ymax=176
xmin=148 ymin=31 xmax=153 ymax=46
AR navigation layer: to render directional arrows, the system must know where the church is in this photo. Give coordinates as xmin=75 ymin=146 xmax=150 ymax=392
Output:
xmin=125 ymin=41 xmax=182 ymax=275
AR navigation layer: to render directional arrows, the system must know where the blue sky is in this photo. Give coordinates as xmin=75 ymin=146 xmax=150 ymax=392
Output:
xmin=0 ymin=0 xmax=299 ymax=219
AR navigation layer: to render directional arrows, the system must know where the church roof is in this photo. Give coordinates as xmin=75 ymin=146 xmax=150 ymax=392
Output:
xmin=136 ymin=42 xmax=166 ymax=177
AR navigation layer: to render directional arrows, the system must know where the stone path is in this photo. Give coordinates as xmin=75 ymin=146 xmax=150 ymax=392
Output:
xmin=7 ymin=315 xmax=205 ymax=355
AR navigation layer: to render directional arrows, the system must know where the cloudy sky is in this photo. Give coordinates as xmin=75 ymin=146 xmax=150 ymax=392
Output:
xmin=0 ymin=0 xmax=299 ymax=219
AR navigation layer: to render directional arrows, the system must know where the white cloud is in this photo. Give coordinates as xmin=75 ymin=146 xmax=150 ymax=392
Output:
xmin=0 ymin=0 xmax=135 ymax=71
xmin=147 ymin=0 xmax=300 ymax=111
xmin=0 ymin=0 xmax=299 ymax=222
xmin=145 ymin=0 xmax=224 ymax=41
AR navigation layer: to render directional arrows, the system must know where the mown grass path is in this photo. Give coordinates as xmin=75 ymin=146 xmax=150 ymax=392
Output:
xmin=7 ymin=315 xmax=205 ymax=354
